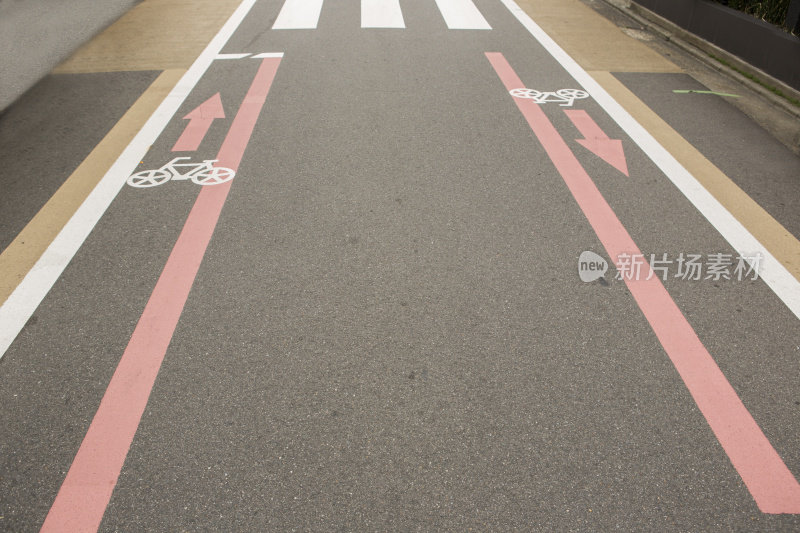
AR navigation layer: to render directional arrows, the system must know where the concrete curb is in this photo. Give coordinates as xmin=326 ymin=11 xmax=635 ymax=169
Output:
xmin=598 ymin=0 xmax=800 ymax=121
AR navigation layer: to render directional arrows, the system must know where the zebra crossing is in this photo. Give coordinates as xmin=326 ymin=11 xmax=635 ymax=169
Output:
xmin=272 ymin=0 xmax=492 ymax=30
xmin=361 ymin=0 xmax=405 ymax=28
xmin=272 ymin=0 xmax=324 ymax=29
xmin=433 ymin=0 xmax=491 ymax=30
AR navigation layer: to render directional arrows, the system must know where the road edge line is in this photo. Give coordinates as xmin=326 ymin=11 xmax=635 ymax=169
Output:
xmin=488 ymin=50 xmax=800 ymax=515
xmin=40 ymin=55 xmax=282 ymax=533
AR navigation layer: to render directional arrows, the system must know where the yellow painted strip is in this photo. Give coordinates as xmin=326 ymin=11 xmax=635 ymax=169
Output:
xmin=591 ymin=70 xmax=800 ymax=281
xmin=55 ymin=0 xmax=242 ymax=74
xmin=0 ymin=69 xmax=184 ymax=306
xmin=515 ymin=0 xmax=680 ymax=73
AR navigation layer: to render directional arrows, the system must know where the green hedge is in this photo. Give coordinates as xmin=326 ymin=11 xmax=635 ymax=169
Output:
xmin=716 ymin=0 xmax=790 ymax=26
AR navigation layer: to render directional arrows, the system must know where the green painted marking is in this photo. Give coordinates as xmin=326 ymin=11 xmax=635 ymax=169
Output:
xmin=673 ymin=89 xmax=740 ymax=98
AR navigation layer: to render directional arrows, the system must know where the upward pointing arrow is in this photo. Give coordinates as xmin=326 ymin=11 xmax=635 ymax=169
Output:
xmin=564 ymin=109 xmax=629 ymax=177
xmin=172 ymin=93 xmax=225 ymax=152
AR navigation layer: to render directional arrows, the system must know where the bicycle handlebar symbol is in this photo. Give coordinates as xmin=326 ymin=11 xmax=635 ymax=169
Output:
xmin=509 ymin=88 xmax=589 ymax=107
xmin=127 ymin=157 xmax=236 ymax=188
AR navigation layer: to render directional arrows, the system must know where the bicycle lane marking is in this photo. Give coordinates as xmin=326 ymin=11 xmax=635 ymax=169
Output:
xmin=486 ymin=52 xmax=800 ymax=514
xmin=500 ymin=0 xmax=800 ymax=321
xmin=40 ymin=55 xmax=282 ymax=533
xmin=0 ymin=0 xmax=260 ymax=361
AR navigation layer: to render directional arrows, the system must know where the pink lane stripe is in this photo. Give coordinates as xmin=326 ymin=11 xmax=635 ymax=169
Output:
xmin=486 ymin=52 xmax=800 ymax=514
xmin=40 ymin=57 xmax=281 ymax=533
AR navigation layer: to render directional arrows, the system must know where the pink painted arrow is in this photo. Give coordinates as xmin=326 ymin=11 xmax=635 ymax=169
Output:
xmin=171 ymin=93 xmax=225 ymax=152
xmin=564 ymin=109 xmax=629 ymax=176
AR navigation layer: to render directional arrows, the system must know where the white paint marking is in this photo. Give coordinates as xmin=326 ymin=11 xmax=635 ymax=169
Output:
xmin=127 ymin=157 xmax=235 ymax=188
xmin=0 ymin=0 xmax=262 ymax=360
xmin=216 ymin=53 xmax=251 ymax=60
xmin=500 ymin=0 xmax=800 ymax=320
xmin=434 ymin=0 xmax=491 ymax=30
xmin=251 ymin=52 xmax=285 ymax=58
xmin=509 ymin=87 xmax=589 ymax=107
xmin=362 ymin=0 xmax=405 ymax=28
xmin=272 ymin=0 xmax=325 ymax=29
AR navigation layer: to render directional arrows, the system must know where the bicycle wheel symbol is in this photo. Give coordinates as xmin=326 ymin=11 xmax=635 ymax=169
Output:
xmin=127 ymin=169 xmax=171 ymax=188
xmin=556 ymin=89 xmax=589 ymax=100
xmin=191 ymin=166 xmax=236 ymax=186
xmin=509 ymin=88 xmax=541 ymax=99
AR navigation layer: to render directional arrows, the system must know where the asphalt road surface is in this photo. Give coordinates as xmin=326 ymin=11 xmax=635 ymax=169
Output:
xmin=2 ymin=0 xmax=800 ymax=530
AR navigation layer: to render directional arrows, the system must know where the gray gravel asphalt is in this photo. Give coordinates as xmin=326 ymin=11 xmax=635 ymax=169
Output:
xmin=1 ymin=0 xmax=799 ymax=530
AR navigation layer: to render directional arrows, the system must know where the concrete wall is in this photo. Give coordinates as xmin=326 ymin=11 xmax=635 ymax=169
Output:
xmin=634 ymin=0 xmax=800 ymax=90
xmin=0 ymin=0 xmax=141 ymax=111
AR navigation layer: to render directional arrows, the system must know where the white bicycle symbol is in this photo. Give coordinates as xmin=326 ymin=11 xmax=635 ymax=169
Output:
xmin=127 ymin=157 xmax=235 ymax=188
xmin=509 ymin=88 xmax=589 ymax=107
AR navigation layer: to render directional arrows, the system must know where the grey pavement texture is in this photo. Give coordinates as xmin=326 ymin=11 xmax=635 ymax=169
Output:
xmin=1 ymin=0 xmax=800 ymax=530
xmin=0 ymin=0 xmax=140 ymax=111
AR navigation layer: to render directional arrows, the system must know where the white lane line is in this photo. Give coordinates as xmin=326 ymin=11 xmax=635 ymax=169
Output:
xmin=272 ymin=0 xmax=325 ymax=29
xmin=500 ymin=0 xmax=800 ymax=321
xmin=362 ymin=0 xmax=405 ymax=28
xmin=434 ymin=0 xmax=491 ymax=30
xmin=0 ymin=0 xmax=261 ymax=360
xmin=216 ymin=53 xmax=252 ymax=59
xmin=252 ymin=52 xmax=285 ymax=58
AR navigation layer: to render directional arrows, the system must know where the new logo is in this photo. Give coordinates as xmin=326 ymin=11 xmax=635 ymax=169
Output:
xmin=578 ymin=251 xmax=608 ymax=282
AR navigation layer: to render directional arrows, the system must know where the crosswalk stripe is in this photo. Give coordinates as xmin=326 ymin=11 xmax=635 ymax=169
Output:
xmin=272 ymin=0 xmax=324 ymax=29
xmin=361 ymin=0 xmax=405 ymax=28
xmin=271 ymin=0 xmax=492 ymax=30
xmin=434 ymin=0 xmax=491 ymax=29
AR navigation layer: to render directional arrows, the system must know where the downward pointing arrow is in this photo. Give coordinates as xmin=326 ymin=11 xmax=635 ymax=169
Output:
xmin=564 ymin=109 xmax=629 ymax=177
xmin=172 ymin=93 xmax=226 ymax=152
